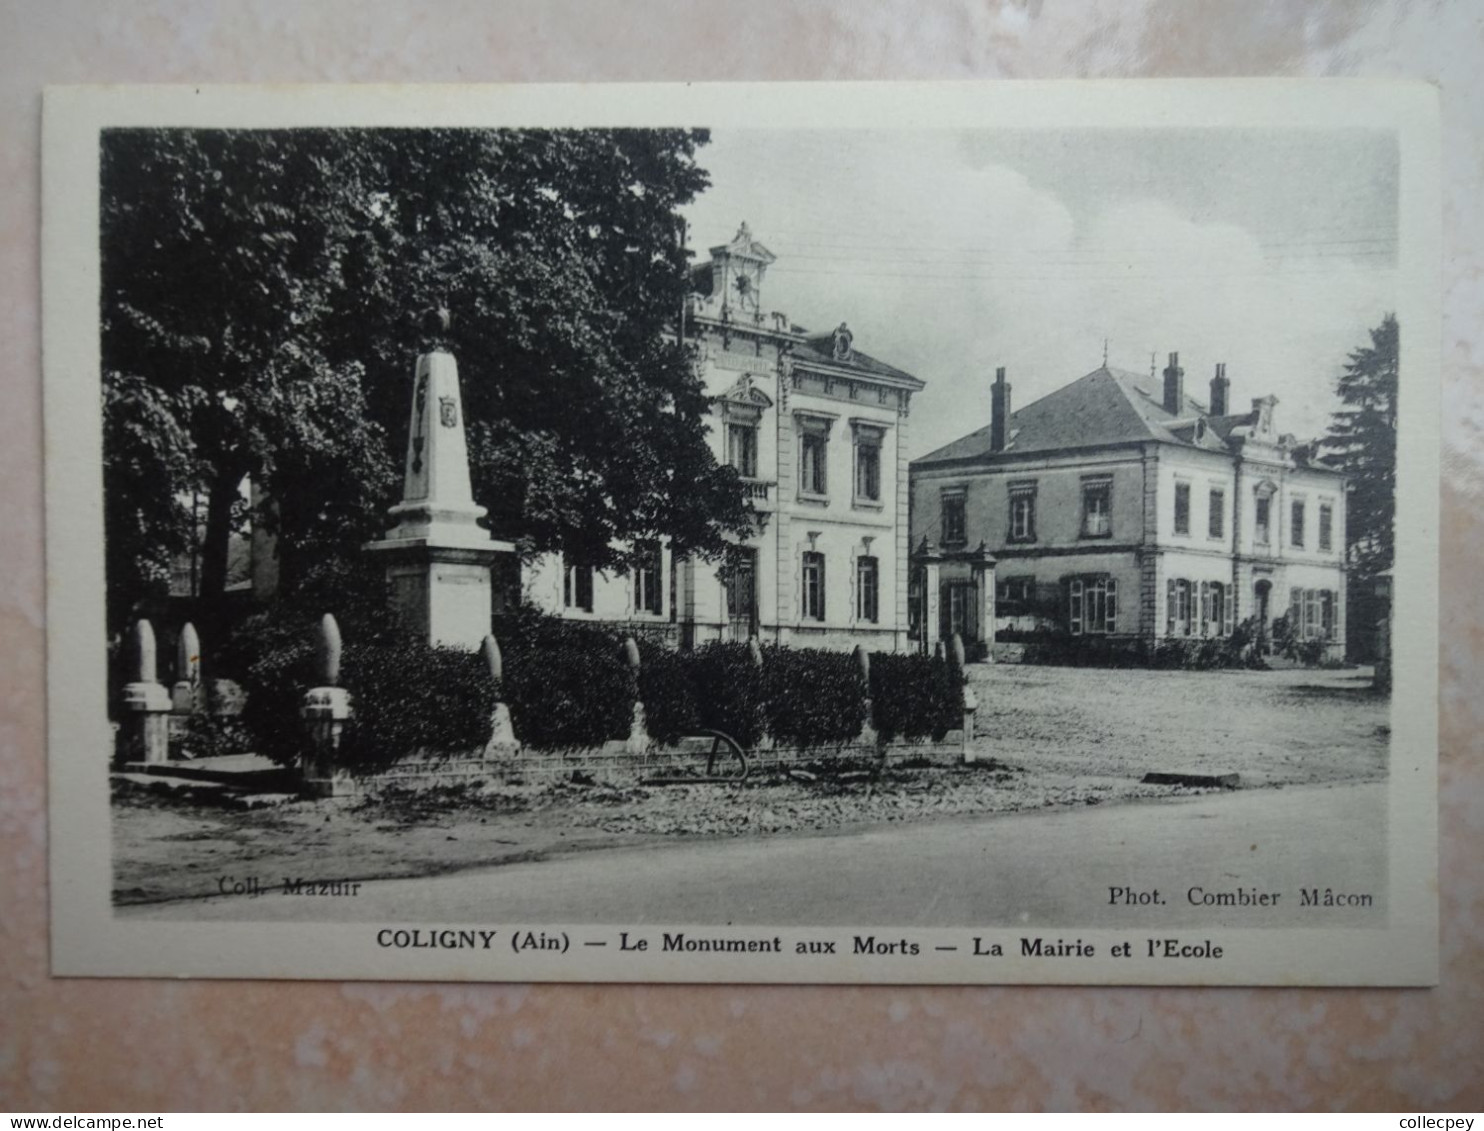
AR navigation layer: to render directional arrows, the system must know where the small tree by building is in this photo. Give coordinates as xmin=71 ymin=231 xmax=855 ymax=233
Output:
xmin=1321 ymin=314 xmax=1398 ymax=660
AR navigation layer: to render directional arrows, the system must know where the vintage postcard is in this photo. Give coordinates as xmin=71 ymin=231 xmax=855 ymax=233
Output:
xmin=44 ymin=82 xmax=1440 ymax=985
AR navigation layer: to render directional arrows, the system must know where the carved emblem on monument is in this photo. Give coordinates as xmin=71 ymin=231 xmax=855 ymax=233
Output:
xmin=439 ymin=396 xmax=458 ymax=428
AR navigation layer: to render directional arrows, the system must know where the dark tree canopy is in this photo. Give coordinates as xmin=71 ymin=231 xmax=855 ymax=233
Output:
xmin=100 ymin=127 xmax=754 ymax=635
xmin=1321 ymin=313 xmax=1398 ymax=580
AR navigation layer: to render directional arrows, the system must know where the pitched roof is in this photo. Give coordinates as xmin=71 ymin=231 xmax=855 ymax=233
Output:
xmin=915 ymin=365 xmax=1256 ymax=465
xmin=794 ymin=332 xmax=925 ymax=389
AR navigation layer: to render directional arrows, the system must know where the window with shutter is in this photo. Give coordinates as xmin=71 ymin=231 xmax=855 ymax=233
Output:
xmin=1069 ymin=578 xmax=1084 ymax=635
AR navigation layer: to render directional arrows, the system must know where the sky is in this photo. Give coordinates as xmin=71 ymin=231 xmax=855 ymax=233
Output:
xmin=681 ymin=127 xmax=1398 ymax=461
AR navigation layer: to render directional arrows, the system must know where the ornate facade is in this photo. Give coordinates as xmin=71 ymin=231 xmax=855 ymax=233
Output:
xmin=526 ymin=224 xmax=925 ymax=651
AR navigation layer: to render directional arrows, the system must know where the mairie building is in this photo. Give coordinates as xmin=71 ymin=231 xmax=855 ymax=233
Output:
xmin=908 ymin=354 xmax=1348 ymax=657
xmin=523 ymin=224 xmax=925 ymax=651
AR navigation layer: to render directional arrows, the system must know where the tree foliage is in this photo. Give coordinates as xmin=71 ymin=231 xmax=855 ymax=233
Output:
xmin=1321 ymin=314 xmax=1398 ymax=580
xmin=100 ymin=127 xmax=755 ymax=636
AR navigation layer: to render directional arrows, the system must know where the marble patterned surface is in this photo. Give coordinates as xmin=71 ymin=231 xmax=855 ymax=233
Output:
xmin=2 ymin=0 xmax=1481 ymax=1110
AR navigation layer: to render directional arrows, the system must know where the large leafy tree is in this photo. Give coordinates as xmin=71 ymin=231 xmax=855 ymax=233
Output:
xmin=101 ymin=127 xmax=754 ymax=638
xmin=1322 ymin=313 xmax=1398 ymax=581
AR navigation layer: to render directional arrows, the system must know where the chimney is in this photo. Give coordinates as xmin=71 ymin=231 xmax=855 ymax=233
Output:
xmin=990 ymin=366 xmax=1011 ymax=452
xmin=1210 ymin=362 xmax=1229 ymax=416
xmin=1162 ymin=351 xmax=1184 ymax=415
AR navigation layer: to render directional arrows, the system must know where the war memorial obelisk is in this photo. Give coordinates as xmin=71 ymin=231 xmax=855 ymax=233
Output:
xmin=365 ymin=319 xmax=513 ymax=650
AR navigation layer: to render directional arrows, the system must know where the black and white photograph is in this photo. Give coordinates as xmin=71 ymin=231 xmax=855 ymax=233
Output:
xmin=43 ymin=82 xmax=1440 ymax=985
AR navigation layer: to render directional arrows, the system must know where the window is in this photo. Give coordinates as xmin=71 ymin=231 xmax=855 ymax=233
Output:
xmin=1291 ymin=500 xmax=1306 ymax=549
xmin=854 ymin=428 xmax=883 ymax=504
xmin=633 ymin=540 xmax=663 ymax=616
xmin=1008 ymin=482 xmax=1037 ymax=543
xmin=1208 ymin=581 xmax=1228 ymax=635
xmin=945 ymin=582 xmax=974 ymax=641
xmin=726 ymin=422 xmax=757 ymax=478
xmin=1174 ymin=482 xmax=1191 ymax=536
xmin=998 ymin=577 xmax=1034 ymax=616
xmin=563 ymin=556 xmax=594 ymax=613
xmin=1209 ymin=489 xmax=1225 ymax=539
xmin=724 ymin=549 xmax=757 ymax=626
xmin=1254 ymin=495 xmax=1272 ymax=545
xmin=1319 ymin=503 xmax=1334 ymax=552
xmin=1289 ymin=587 xmax=1337 ymax=640
xmin=1081 ymin=477 xmax=1112 ymax=538
xmin=1069 ymin=575 xmax=1117 ymax=635
xmin=856 ymin=556 xmax=879 ymax=623
xmin=941 ymin=492 xmax=967 ymax=547
xmin=798 ymin=418 xmax=831 ymax=497
xmin=1166 ymin=578 xmax=1193 ymax=636
xmin=802 ymin=551 xmax=826 ymax=621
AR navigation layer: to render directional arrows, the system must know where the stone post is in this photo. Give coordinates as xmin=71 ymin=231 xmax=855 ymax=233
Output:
xmin=623 ymin=635 xmax=650 ymax=756
xmin=950 ymin=631 xmax=979 ymax=763
xmin=913 ymin=536 xmax=944 ymax=656
xmin=300 ymin=614 xmax=354 ymax=798
xmin=854 ymin=644 xmax=878 ymax=749
xmin=169 ymin=621 xmax=204 ymax=743
xmin=971 ymin=542 xmax=998 ymax=661
xmin=481 ymin=634 xmax=521 ymax=759
xmin=118 ymin=619 xmax=171 ymax=765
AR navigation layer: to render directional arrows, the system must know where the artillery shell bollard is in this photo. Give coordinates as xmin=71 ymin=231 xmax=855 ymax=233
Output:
xmin=950 ymin=632 xmax=979 ymax=764
xmin=623 ymin=635 xmax=650 ymax=757
xmin=854 ymin=644 xmax=879 ymax=749
xmin=169 ymin=620 xmax=204 ymax=743
xmin=300 ymin=614 xmax=354 ymax=798
xmin=118 ymin=619 xmax=172 ymax=765
xmin=480 ymin=634 xmax=521 ymax=759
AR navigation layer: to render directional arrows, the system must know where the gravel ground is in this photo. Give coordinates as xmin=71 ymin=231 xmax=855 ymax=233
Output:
xmin=967 ymin=662 xmax=1386 ymax=787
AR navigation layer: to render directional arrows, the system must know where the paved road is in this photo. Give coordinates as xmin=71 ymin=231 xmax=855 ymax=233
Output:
xmin=130 ymin=781 xmax=1387 ymax=929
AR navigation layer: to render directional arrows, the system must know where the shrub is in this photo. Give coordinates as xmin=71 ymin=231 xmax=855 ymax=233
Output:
xmin=636 ymin=641 xmax=700 ymax=746
xmin=235 ymin=628 xmax=500 ymax=773
xmin=333 ymin=642 xmax=497 ymax=772
xmin=1294 ymin=638 xmax=1329 ymax=666
xmin=495 ymin=645 xmax=634 ymax=753
xmin=688 ymin=642 xmax=768 ymax=749
xmin=236 ymin=624 xmax=319 ymax=768
xmin=869 ymin=651 xmax=962 ymax=743
xmin=761 ymin=645 xmax=867 ymax=750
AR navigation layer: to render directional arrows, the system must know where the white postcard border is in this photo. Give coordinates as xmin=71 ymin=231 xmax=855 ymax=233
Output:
xmin=44 ymin=81 xmax=1441 ymax=985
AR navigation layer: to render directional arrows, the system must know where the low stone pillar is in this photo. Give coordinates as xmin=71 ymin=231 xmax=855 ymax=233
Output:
xmin=169 ymin=621 xmax=204 ymax=744
xmin=950 ymin=632 xmax=979 ymax=763
xmin=481 ymin=634 xmax=521 ymax=759
xmin=118 ymin=619 xmax=172 ymax=765
xmin=971 ymin=543 xmax=998 ymax=661
xmin=300 ymin=614 xmax=354 ymax=798
xmin=854 ymin=644 xmax=879 ymax=749
xmin=623 ymin=635 xmax=650 ymax=756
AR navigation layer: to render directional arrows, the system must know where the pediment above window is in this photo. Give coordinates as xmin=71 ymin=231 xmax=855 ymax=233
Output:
xmin=718 ymin=374 xmax=774 ymax=410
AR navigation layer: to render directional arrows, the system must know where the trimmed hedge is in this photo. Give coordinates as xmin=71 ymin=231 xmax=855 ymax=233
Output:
xmin=229 ymin=601 xmax=963 ymax=765
xmin=235 ymin=631 xmax=498 ymax=773
xmin=761 ymin=645 xmax=868 ymax=750
xmin=1021 ymin=618 xmax=1271 ymax=671
xmin=688 ymin=642 xmax=769 ymax=749
xmin=869 ymin=652 xmax=962 ymax=743
xmin=494 ymin=608 xmax=634 ymax=752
